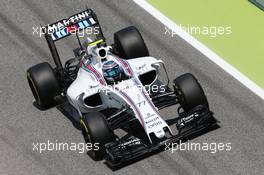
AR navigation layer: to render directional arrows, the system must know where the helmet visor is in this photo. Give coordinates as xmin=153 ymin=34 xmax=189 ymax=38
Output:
xmin=105 ymin=66 xmax=120 ymax=78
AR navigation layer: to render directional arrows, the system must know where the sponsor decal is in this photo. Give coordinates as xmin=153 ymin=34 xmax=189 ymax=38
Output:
xmin=44 ymin=10 xmax=97 ymax=40
xmin=145 ymin=116 xmax=159 ymax=124
xmin=179 ymin=113 xmax=199 ymax=125
xmin=145 ymin=113 xmax=156 ymax=119
xmin=119 ymin=138 xmax=141 ymax=148
xmin=148 ymin=121 xmax=163 ymax=128
xmin=47 ymin=11 xmax=91 ymax=33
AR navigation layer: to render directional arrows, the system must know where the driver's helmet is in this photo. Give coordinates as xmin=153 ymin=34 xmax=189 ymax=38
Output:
xmin=102 ymin=60 xmax=122 ymax=83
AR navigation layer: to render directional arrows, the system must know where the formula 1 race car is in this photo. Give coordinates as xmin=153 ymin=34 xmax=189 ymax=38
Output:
xmin=27 ymin=9 xmax=217 ymax=167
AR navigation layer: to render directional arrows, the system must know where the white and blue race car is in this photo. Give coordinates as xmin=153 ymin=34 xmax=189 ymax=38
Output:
xmin=26 ymin=9 xmax=217 ymax=167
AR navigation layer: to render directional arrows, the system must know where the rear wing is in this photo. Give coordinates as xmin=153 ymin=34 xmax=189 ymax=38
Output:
xmin=44 ymin=9 xmax=104 ymax=41
xmin=43 ymin=9 xmax=105 ymax=71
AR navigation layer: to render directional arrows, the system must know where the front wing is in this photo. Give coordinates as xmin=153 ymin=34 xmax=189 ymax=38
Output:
xmin=104 ymin=105 xmax=218 ymax=168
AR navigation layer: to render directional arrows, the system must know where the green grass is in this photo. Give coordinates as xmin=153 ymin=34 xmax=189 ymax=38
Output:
xmin=148 ymin=0 xmax=264 ymax=88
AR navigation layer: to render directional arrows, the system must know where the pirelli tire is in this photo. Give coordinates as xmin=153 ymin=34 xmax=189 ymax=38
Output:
xmin=173 ymin=73 xmax=209 ymax=112
xmin=26 ymin=62 xmax=61 ymax=109
xmin=80 ymin=112 xmax=115 ymax=160
xmin=114 ymin=26 xmax=149 ymax=59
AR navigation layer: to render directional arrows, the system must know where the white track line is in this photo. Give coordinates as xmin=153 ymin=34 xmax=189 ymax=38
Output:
xmin=134 ymin=0 xmax=264 ymax=100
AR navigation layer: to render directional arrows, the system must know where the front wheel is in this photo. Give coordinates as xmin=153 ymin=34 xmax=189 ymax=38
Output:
xmin=80 ymin=112 xmax=115 ymax=160
xmin=114 ymin=26 xmax=149 ymax=59
xmin=173 ymin=73 xmax=209 ymax=112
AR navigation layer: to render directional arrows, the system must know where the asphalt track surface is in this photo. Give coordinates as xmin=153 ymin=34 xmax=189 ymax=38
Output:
xmin=0 ymin=0 xmax=263 ymax=175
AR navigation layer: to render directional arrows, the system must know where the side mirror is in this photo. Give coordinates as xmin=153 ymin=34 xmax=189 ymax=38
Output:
xmin=151 ymin=60 xmax=170 ymax=86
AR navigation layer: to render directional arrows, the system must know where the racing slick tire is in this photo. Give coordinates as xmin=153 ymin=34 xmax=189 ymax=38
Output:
xmin=114 ymin=26 xmax=149 ymax=59
xmin=80 ymin=112 xmax=115 ymax=160
xmin=27 ymin=62 xmax=61 ymax=109
xmin=173 ymin=73 xmax=209 ymax=112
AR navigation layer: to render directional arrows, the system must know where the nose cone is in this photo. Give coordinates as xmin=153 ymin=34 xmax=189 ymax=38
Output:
xmin=154 ymin=129 xmax=166 ymax=139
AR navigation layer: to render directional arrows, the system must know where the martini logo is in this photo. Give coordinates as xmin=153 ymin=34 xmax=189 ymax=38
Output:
xmin=47 ymin=11 xmax=90 ymax=33
xmin=43 ymin=10 xmax=97 ymax=41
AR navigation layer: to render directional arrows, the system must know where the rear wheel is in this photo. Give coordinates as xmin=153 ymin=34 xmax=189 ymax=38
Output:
xmin=114 ymin=26 xmax=149 ymax=59
xmin=173 ymin=73 xmax=209 ymax=112
xmin=27 ymin=62 xmax=61 ymax=108
xmin=80 ymin=112 xmax=115 ymax=160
